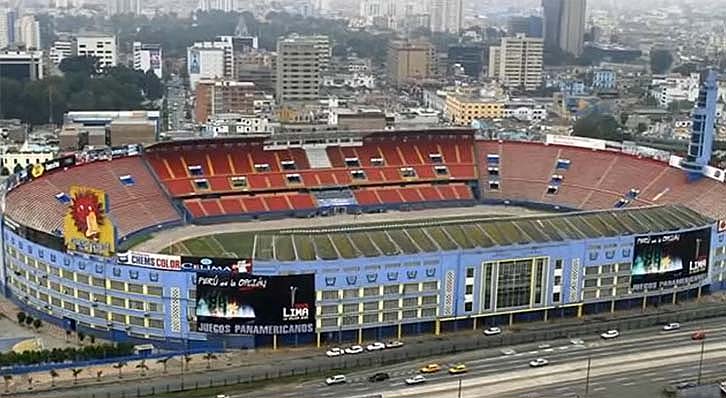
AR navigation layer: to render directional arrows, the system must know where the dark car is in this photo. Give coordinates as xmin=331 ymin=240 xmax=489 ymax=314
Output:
xmin=691 ymin=331 xmax=706 ymax=341
xmin=368 ymin=372 xmax=390 ymax=383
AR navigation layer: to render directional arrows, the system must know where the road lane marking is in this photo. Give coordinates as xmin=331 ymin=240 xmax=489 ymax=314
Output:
xmin=623 ymin=382 xmax=636 ymax=386
xmin=594 ymin=386 xmax=607 ymax=391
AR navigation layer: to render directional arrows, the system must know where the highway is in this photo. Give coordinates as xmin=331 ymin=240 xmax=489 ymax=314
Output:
xmin=234 ymin=319 xmax=726 ymax=398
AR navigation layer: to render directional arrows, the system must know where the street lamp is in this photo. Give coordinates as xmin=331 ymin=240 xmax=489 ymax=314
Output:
xmin=584 ymin=356 xmax=592 ymax=397
xmin=697 ymin=338 xmax=705 ymax=384
xmin=457 ymin=377 xmax=463 ymax=398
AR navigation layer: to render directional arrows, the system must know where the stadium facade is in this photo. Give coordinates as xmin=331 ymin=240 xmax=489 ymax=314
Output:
xmin=2 ymin=131 xmax=726 ymax=350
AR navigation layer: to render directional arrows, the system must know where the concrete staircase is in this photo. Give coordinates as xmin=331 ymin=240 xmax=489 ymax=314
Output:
xmin=305 ymin=147 xmax=333 ymax=169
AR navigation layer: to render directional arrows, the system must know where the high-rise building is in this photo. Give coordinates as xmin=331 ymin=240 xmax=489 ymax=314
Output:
xmin=682 ymin=70 xmax=718 ymax=180
xmin=0 ymin=9 xmax=17 ymax=50
xmin=387 ymin=39 xmax=437 ymax=86
xmin=447 ymin=44 xmax=484 ymax=78
xmin=133 ymin=42 xmax=162 ymax=79
xmin=194 ymin=80 xmax=257 ymax=123
xmin=488 ymin=34 xmax=543 ymax=91
xmin=508 ymin=15 xmax=543 ymax=38
xmin=107 ymin=0 xmax=140 ymax=15
xmin=15 ymin=14 xmax=39 ymax=49
xmin=275 ymin=35 xmax=328 ymax=104
xmin=197 ymin=0 xmax=234 ymax=12
xmin=429 ymin=0 xmax=462 ymax=34
xmin=543 ymin=0 xmax=586 ymax=57
xmin=75 ymin=34 xmax=117 ymax=69
xmin=0 ymin=49 xmax=43 ymax=81
xmin=187 ymin=46 xmax=225 ymax=90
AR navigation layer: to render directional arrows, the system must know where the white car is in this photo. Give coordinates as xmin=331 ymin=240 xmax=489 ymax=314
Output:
xmin=529 ymin=358 xmax=549 ymax=368
xmin=600 ymin=330 xmax=620 ymax=339
xmin=569 ymin=338 xmax=585 ymax=345
xmin=405 ymin=375 xmax=427 ymax=385
xmin=344 ymin=345 xmax=364 ymax=354
xmin=537 ymin=343 xmax=551 ymax=349
xmin=483 ymin=327 xmax=502 ymax=336
xmin=501 ymin=348 xmax=516 ymax=356
xmin=663 ymin=322 xmax=681 ymax=331
xmin=326 ymin=347 xmax=344 ymax=357
xmin=385 ymin=340 xmax=404 ymax=348
xmin=366 ymin=342 xmax=386 ymax=351
xmin=325 ymin=375 xmax=347 ymax=385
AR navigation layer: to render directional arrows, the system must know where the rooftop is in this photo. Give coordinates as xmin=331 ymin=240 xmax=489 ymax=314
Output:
xmin=251 ymin=205 xmax=712 ymax=262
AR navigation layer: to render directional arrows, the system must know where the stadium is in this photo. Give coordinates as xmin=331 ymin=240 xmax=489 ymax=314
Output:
xmin=2 ymin=126 xmax=726 ymax=350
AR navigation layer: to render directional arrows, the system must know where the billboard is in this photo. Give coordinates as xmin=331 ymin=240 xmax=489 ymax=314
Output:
xmin=181 ymin=256 xmax=252 ymax=273
xmin=632 ymin=228 xmax=711 ymax=290
xmin=195 ymin=273 xmax=315 ymax=335
xmin=27 ymin=155 xmax=76 ymax=181
xmin=189 ymin=49 xmax=200 ymax=74
xmin=117 ymin=251 xmax=182 ymax=271
xmin=63 ymin=186 xmax=116 ymax=257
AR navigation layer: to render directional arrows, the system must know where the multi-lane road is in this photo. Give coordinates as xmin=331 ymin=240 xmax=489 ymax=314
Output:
xmin=235 ymin=319 xmax=726 ymax=398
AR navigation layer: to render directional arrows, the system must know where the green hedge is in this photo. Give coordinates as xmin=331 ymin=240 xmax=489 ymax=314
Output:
xmin=0 ymin=343 xmax=134 ymax=367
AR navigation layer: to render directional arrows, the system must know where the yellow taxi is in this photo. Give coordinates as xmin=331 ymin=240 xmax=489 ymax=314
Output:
xmin=448 ymin=364 xmax=468 ymax=374
xmin=419 ymin=363 xmax=442 ymax=373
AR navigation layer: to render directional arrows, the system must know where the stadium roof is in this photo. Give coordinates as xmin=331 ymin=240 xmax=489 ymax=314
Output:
xmin=252 ymin=205 xmax=713 ymax=262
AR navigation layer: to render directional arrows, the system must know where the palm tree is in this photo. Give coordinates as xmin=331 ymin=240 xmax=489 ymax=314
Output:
xmin=203 ymin=352 xmax=217 ymax=370
xmin=3 ymin=375 xmax=12 ymax=393
xmin=156 ymin=356 xmax=172 ymax=374
xmin=95 ymin=370 xmax=103 ymax=382
xmin=71 ymin=368 xmax=83 ymax=385
xmin=135 ymin=360 xmax=149 ymax=376
xmin=113 ymin=362 xmax=127 ymax=379
xmin=26 ymin=376 xmax=33 ymax=391
xmin=183 ymin=355 xmax=192 ymax=371
xmin=49 ymin=370 xmax=58 ymax=387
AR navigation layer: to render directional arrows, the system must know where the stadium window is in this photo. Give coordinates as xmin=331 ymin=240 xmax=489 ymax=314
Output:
xmin=402 ymin=310 xmax=418 ymax=319
xmin=434 ymin=165 xmax=448 ymax=176
xmin=193 ymin=179 xmax=210 ymax=190
xmin=556 ymin=159 xmax=571 ymax=170
xmin=421 ymin=308 xmax=437 ymax=318
xmin=555 ymin=259 xmax=563 ymax=271
xmin=321 ymin=318 xmax=338 ymax=328
xmin=617 ymin=263 xmax=631 ymax=272
xmin=464 ymin=302 xmax=473 ymax=312
xmin=351 ymin=170 xmax=366 ymax=180
xmin=230 ymin=176 xmax=248 ymax=188
xmin=280 ymin=160 xmax=296 ymax=170
xmin=254 ymin=163 xmax=271 ymax=172
xmin=286 ymin=173 xmax=302 ymax=184
xmin=382 ymin=312 xmax=398 ymax=322
xmin=403 ymin=283 xmax=419 ymax=294
xmin=322 ymin=290 xmax=339 ymax=300
xmin=488 ymin=167 xmax=499 ymax=176
xmin=54 ymin=192 xmax=71 ymax=204
xmin=546 ymin=185 xmax=559 ymax=195
xmin=128 ymin=283 xmax=144 ymax=294
xmin=400 ymin=167 xmax=416 ymax=178
xmin=363 ymin=314 xmax=378 ymax=324
xmin=344 ymin=157 xmax=361 ymax=167
xmin=487 ymin=155 xmax=500 ymax=166
xmin=148 ymin=319 xmax=164 ymax=329
xmin=466 ymin=268 xmax=475 ymax=278
xmin=552 ymin=292 xmax=561 ymax=302
xmin=465 ymin=285 xmax=473 ymax=295
xmin=188 ymin=165 xmax=203 ymax=176
xmin=343 ymin=288 xmax=358 ymax=299
xmin=119 ymin=175 xmax=135 ymax=186
xmin=370 ymin=157 xmax=384 ymax=167
xmin=554 ymin=276 xmax=562 ymax=285
xmin=489 ymin=181 xmax=500 ymax=191
xmin=147 ymin=302 xmax=159 ymax=312
xmin=383 ymin=285 xmax=400 ymax=295
xmin=429 ymin=153 xmax=443 ymax=164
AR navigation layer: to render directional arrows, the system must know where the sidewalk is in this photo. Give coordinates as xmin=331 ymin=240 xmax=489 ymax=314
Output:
xmin=3 ymin=296 xmax=725 ymax=396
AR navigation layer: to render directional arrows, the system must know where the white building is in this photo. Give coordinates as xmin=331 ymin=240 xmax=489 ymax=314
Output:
xmin=15 ymin=15 xmax=40 ymax=50
xmin=203 ymin=114 xmax=274 ymax=136
xmin=488 ymin=34 xmax=544 ymax=91
xmin=187 ymin=46 xmax=225 ymax=90
xmin=50 ymin=39 xmax=73 ymax=65
xmin=0 ymin=49 xmax=43 ymax=80
xmin=0 ymin=9 xmax=15 ymax=50
xmin=132 ymin=42 xmax=162 ymax=78
xmin=76 ymin=34 xmax=117 ymax=69
xmin=650 ymin=73 xmax=700 ymax=108
xmin=322 ymin=73 xmax=375 ymax=89
xmin=0 ymin=145 xmax=56 ymax=173
xmin=197 ymin=0 xmax=235 ymax=12
xmin=503 ymin=99 xmax=547 ymax=121
xmin=429 ymin=0 xmax=462 ymax=34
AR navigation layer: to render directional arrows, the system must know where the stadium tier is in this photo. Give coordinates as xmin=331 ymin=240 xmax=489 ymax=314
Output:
xmin=3 ymin=131 xmax=726 ymax=350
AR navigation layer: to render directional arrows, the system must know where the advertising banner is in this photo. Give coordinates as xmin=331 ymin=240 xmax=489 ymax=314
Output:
xmin=195 ymin=273 xmax=315 ymax=335
xmin=117 ymin=251 xmax=182 ymax=271
xmin=63 ymin=186 xmax=116 ymax=257
xmin=27 ymin=155 xmax=76 ymax=181
xmin=632 ymin=228 xmax=711 ymax=290
xmin=180 ymin=256 xmax=252 ymax=273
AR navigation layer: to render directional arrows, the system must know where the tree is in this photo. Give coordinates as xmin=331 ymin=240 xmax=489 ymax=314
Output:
xmin=49 ymin=370 xmax=58 ymax=387
xmin=71 ymin=368 xmax=82 ymax=385
xmin=135 ymin=360 xmax=149 ymax=376
xmin=156 ymin=356 xmax=171 ymax=374
xmin=78 ymin=332 xmax=85 ymax=343
xmin=26 ymin=376 xmax=33 ymax=390
xmin=16 ymin=312 xmax=25 ymax=325
xmin=143 ymin=70 xmax=163 ymax=100
xmin=113 ymin=362 xmax=127 ymax=379
xmin=573 ymin=111 xmax=625 ymax=142
xmin=650 ymin=49 xmax=674 ymax=74
xmin=183 ymin=355 xmax=192 ymax=371
xmin=3 ymin=375 xmax=11 ymax=393
xmin=24 ymin=316 xmax=33 ymax=327
xmin=203 ymin=352 xmax=217 ymax=370
xmin=89 ymin=335 xmax=95 ymax=345
xmin=59 ymin=56 xmax=99 ymax=77
xmin=668 ymin=100 xmax=694 ymax=113
xmin=95 ymin=370 xmax=103 ymax=382
xmin=32 ymin=319 xmax=41 ymax=331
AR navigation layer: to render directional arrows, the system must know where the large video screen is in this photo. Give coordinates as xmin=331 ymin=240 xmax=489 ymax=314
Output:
xmin=195 ymin=273 xmax=315 ymax=335
xmin=632 ymin=228 xmax=711 ymax=289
